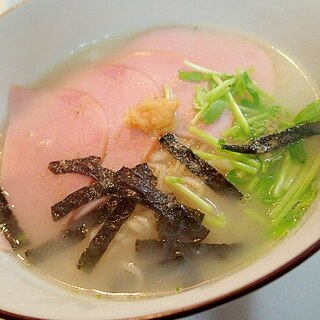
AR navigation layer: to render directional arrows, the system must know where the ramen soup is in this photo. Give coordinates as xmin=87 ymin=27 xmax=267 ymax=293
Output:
xmin=0 ymin=27 xmax=319 ymax=297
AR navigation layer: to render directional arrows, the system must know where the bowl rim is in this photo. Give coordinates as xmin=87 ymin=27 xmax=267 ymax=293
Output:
xmin=0 ymin=0 xmax=28 ymax=18
xmin=0 ymin=239 xmax=319 ymax=320
xmin=0 ymin=1 xmax=319 ymax=320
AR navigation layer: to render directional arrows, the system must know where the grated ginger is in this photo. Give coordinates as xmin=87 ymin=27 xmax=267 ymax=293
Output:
xmin=124 ymin=97 xmax=179 ymax=135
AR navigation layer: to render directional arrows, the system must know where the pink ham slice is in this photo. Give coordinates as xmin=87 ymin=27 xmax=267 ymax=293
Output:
xmin=0 ymin=29 xmax=276 ymax=249
xmin=122 ymin=27 xmax=275 ymax=93
xmin=115 ymin=26 xmax=276 ymax=137
xmin=0 ymin=87 xmax=109 ymax=246
xmin=61 ymin=65 xmax=159 ymax=170
xmin=115 ymin=51 xmax=185 ymax=87
xmin=115 ymin=50 xmax=233 ymax=137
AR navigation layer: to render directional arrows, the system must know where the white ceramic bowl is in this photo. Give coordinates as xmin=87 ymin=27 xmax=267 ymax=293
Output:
xmin=0 ymin=1 xmax=319 ymax=319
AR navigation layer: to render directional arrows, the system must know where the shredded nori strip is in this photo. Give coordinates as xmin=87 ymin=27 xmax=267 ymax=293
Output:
xmin=77 ymin=199 xmax=136 ymax=272
xmin=50 ymin=158 xmax=189 ymax=224
xmin=63 ymin=196 xmax=120 ymax=233
xmin=135 ymin=239 xmax=235 ymax=260
xmin=51 ymin=157 xmax=208 ymax=242
xmin=116 ymin=167 xmax=209 ymax=242
xmin=0 ymin=189 xmax=28 ymax=249
xmin=49 ymin=157 xmax=209 ymax=267
xmin=221 ymin=121 xmax=320 ymax=154
xmin=25 ymin=197 xmax=120 ymax=264
xmin=49 ymin=156 xmax=115 ymax=189
xmin=48 ymin=156 xmax=101 ymax=174
xmin=159 ymin=133 xmax=241 ymax=197
xmin=49 ymin=158 xmax=140 ymax=221
xmin=50 ymin=157 xmax=209 ymax=241
xmin=133 ymin=163 xmax=158 ymax=187
xmin=51 ymin=184 xmax=107 ymax=221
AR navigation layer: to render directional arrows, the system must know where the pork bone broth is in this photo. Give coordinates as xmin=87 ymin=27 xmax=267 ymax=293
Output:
xmin=0 ymin=27 xmax=319 ymax=297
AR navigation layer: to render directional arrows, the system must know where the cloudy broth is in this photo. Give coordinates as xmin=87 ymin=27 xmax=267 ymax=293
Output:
xmin=2 ymin=27 xmax=318 ymax=297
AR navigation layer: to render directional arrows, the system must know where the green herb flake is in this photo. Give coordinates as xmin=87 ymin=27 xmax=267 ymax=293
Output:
xmin=179 ymin=71 xmax=203 ymax=82
xmin=288 ymin=141 xmax=306 ymax=164
xmin=15 ymin=233 xmax=28 ymax=245
xmin=202 ymin=99 xmax=228 ymax=124
xmin=294 ymin=99 xmax=320 ymax=124
xmin=179 ymin=60 xmax=320 ymax=239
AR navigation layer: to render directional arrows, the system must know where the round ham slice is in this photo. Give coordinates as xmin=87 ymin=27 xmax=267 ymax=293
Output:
xmin=61 ymin=65 xmax=159 ymax=170
xmin=122 ymin=27 xmax=275 ymax=93
xmin=0 ymin=86 xmax=109 ymax=246
xmin=0 ymin=28 xmax=277 ymax=249
xmin=115 ymin=50 xmax=233 ymax=137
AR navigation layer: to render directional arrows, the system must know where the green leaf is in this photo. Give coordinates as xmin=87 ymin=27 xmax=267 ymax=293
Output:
xmin=239 ymin=98 xmax=258 ymax=109
xmin=232 ymin=69 xmax=247 ymax=98
xmin=194 ymin=87 xmax=208 ymax=110
xmin=179 ymin=71 xmax=203 ymax=82
xmin=226 ymin=169 xmax=249 ymax=185
xmin=204 ymin=78 xmax=234 ymax=104
xmin=234 ymin=70 xmax=272 ymax=109
xmin=270 ymin=155 xmax=292 ymax=198
xmin=192 ymin=78 xmax=234 ymax=125
xmin=270 ymin=154 xmax=320 ymax=225
xmin=241 ymin=71 xmax=261 ymax=106
xmin=294 ymin=99 xmax=320 ymax=124
xmin=202 ymin=99 xmax=228 ymax=124
xmin=288 ymin=141 xmax=306 ymax=164
xmin=226 ymin=105 xmax=290 ymax=139
xmin=271 ymin=180 xmax=318 ymax=238
xmin=175 ymin=286 xmax=182 ymax=293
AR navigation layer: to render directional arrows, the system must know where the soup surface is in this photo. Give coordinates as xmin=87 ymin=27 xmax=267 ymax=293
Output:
xmin=0 ymin=27 xmax=319 ymax=298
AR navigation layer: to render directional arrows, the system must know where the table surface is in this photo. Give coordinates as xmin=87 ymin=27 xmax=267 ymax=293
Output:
xmin=1 ymin=1 xmax=320 ymax=320
xmin=184 ymin=252 xmax=320 ymax=320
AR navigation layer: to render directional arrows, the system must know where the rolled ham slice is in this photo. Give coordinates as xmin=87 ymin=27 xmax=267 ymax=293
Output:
xmin=0 ymin=87 xmax=109 ymax=246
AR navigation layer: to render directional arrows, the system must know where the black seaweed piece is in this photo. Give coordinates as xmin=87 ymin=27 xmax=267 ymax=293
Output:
xmin=221 ymin=121 xmax=320 ymax=154
xmin=50 ymin=161 xmax=157 ymax=221
xmin=48 ymin=156 xmax=101 ymax=174
xmin=51 ymin=183 xmax=107 ymax=221
xmin=116 ymin=167 xmax=209 ymax=242
xmin=0 ymin=190 xmax=28 ymax=249
xmin=50 ymin=157 xmax=207 ymax=242
xmin=156 ymin=216 xmax=201 ymax=242
xmin=77 ymin=199 xmax=136 ymax=272
xmin=133 ymin=163 xmax=158 ymax=187
xmin=25 ymin=197 xmax=120 ymax=264
xmin=156 ymin=201 xmax=204 ymax=240
xmin=135 ymin=239 xmax=236 ymax=261
xmin=49 ymin=156 xmax=115 ymax=189
xmin=49 ymin=158 xmax=142 ymax=221
xmin=159 ymin=133 xmax=242 ymax=197
xmin=63 ymin=196 xmax=120 ymax=233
